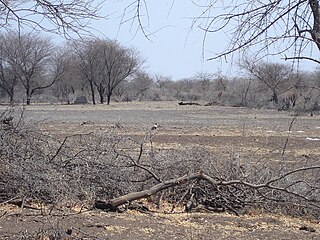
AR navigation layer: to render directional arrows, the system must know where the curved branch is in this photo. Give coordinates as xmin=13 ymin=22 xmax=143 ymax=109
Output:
xmin=283 ymin=55 xmax=320 ymax=64
xmin=96 ymin=166 xmax=320 ymax=211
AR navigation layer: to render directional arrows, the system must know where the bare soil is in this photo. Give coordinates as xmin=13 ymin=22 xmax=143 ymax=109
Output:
xmin=18 ymin=101 xmax=320 ymax=161
xmin=1 ymin=204 xmax=320 ymax=240
xmin=1 ymin=101 xmax=320 ymax=239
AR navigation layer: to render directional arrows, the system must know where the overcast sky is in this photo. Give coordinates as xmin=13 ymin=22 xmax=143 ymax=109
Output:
xmin=89 ymin=1 xmax=237 ymax=80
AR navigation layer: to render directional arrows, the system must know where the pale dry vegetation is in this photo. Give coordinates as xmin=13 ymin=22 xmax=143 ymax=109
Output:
xmin=1 ymin=103 xmax=320 ymax=239
xmin=1 ymin=105 xmax=320 ymax=219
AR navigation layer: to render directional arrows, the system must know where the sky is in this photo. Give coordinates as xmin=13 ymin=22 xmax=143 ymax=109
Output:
xmin=90 ymin=1 xmax=320 ymax=80
xmin=89 ymin=0 xmax=235 ymax=80
xmin=3 ymin=1 xmax=319 ymax=80
xmin=33 ymin=0 xmax=316 ymax=80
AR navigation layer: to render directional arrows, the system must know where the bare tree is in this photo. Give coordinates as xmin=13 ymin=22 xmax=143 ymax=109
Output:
xmin=130 ymin=71 xmax=153 ymax=101
xmin=154 ymin=74 xmax=173 ymax=100
xmin=113 ymin=79 xmax=130 ymax=101
xmin=100 ymin=39 xmax=143 ymax=105
xmin=71 ymin=39 xmax=101 ymax=105
xmin=192 ymin=72 xmax=213 ymax=100
xmin=0 ymin=44 xmax=18 ymax=103
xmin=298 ymin=70 xmax=320 ymax=114
xmin=241 ymin=60 xmax=293 ymax=105
xmin=51 ymin=47 xmax=78 ymax=104
xmin=0 ymin=31 xmax=62 ymax=105
xmin=71 ymin=38 xmax=143 ymax=105
xmin=0 ymin=0 xmax=101 ymax=37
xmin=212 ymin=74 xmax=230 ymax=103
xmin=127 ymin=1 xmax=320 ymax=66
xmin=231 ymin=77 xmax=253 ymax=107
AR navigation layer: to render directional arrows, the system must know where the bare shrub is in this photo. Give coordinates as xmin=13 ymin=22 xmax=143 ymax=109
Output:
xmin=100 ymin=137 xmax=320 ymax=217
xmin=0 ymin=110 xmax=153 ymax=205
xmin=1 ymin=107 xmax=320 ymax=218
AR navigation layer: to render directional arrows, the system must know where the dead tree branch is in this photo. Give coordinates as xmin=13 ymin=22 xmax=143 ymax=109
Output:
xmin=96 ymin=166 xmax=320 ymax=211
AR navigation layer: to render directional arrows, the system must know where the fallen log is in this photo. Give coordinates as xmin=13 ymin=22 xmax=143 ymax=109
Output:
xmin=95 ymin=171 xmax=261 ymax=211
xmin=95 ymin=171 xmax=219 ymax=211
xmin=95 ymin=167 xmax=320 ymax=212
xmin=178 ymin=102 xmax=201 ymax=106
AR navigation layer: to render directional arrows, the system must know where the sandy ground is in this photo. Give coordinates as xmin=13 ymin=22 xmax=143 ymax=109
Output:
xmin=7 ymin=101 xmax=319 ymax=161
xmin=1 ymin=204 xmax=320 ymax=240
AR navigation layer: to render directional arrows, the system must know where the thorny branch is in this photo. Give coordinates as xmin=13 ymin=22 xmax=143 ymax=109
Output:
xmin=97 ymin=166 xmax=320 ymax=210
xmin=0 ymin=0 xmax=103 ymax=37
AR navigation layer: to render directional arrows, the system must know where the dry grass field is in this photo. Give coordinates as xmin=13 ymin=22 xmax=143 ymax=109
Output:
xmin=18 ymin=101 xmax=320 ymax=161
xmin=1 ymin=101 xmax=320 ymax=239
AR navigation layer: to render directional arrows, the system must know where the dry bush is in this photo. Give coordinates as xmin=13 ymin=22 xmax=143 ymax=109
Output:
xmin=1 ymin=107 xmax=320 ymax=218
xmin=0 ymin=108 xmax=157 ymax=205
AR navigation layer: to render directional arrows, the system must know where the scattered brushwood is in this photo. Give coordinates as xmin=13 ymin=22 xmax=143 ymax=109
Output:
xmin=1 ymin=107 xmax=320 ymax=218
xmin=95 ymin=163 xmax=320 ymax=217
xmin=93 ymin=138 xmax=320 ymax=217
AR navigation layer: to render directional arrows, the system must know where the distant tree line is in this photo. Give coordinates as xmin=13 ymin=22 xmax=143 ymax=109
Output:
xmin=0 ymin=30 xmax=319 ymax=112
xmin=0 ymin=30 xmax=143 ymax=105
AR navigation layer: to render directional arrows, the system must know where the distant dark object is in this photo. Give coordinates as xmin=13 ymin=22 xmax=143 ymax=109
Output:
xmin=151 ymin=123 xmax=158 ymax=130
xmin=80 ymin=121 xmax=94 ymax=125
xmin=299 ymin=226 xmax=316 ymax=232
xmin=231 ymin=104 xmax=244 ymax=108
xmin=74 ymin=96 xmax=88 ymax=104
xmin=178 ymin=101 xmax=200 ymax=106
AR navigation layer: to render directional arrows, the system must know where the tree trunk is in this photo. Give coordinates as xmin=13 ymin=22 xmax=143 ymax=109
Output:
xmin=107 ymin=92 xmax=112 ymax=105
xmin=309 ymin=0 xmax=320 ymax=51
xmin=99 ymin=83 xmax=104 ymax=104
xmin=26 ymin=89 xmax=31 ymax=105
xmin=25 ymin=80 xmax=31 ymax=105
xmin=95 ymin=172 xmax=208 ymax=211
xmin=9 ymin=90 xmax=14 ymax=104
xmin=99 ymin=91 xmax=104 ymax=104
xmin=272 ymin=90 xmax=278 ymax=104
xmin=90 ymin=81 xmax=96 ymax=105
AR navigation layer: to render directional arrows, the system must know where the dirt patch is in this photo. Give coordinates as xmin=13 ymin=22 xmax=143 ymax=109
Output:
xmin=12 ymin=101 xmax=319 ymax=161
xmin=1 ymin=205 xmax=320 ymax=240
